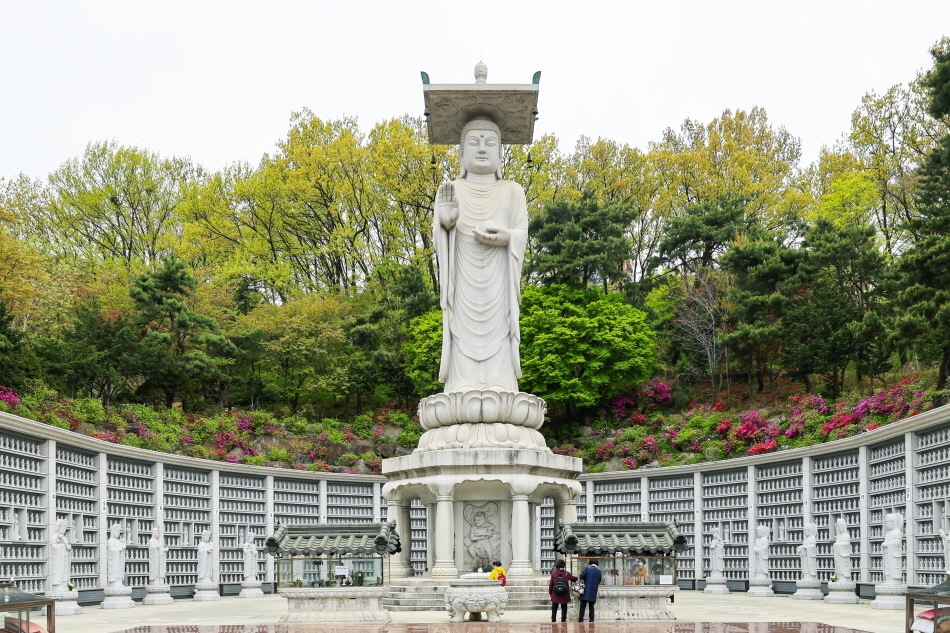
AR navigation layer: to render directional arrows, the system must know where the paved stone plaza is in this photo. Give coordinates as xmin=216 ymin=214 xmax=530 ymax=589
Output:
xmin=51 ymin=592 xmax=902 ymax=633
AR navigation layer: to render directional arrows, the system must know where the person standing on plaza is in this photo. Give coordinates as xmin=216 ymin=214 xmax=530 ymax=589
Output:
xmin=548 ymin=559 xmax=576 ymax=622
xmin=578 ymin=560 xmax=602 ymax=622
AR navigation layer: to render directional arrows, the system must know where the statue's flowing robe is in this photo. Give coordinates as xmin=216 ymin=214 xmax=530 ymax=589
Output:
xmin=107 ymin=538 xmax=124 ymax=584
xmin=710 ymin=538 xmax=725 ymax=574
xmin=833 ymin=532 xmax=851 ymax=578
xmin=435 ymin=179 xmax=528 ymax=392
xmin=754 ymin=537 xmax=769 ymax=578
xmin=50 ymin=534 xmax=68 ymax=588
xmin=882 ymin=529 xmax=902 ymax=582
xmin=800 ymin=535 xmax=818 ymax=579
xmin=198 ymin=541 xmax=213 ymax=582
xmin=149 ymin=539 xmax=159 ymax=582
xmin=243 ymin=542 xmax=257 ymax=580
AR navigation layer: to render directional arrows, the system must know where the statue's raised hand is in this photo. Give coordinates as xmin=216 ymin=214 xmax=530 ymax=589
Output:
xmin=437 ymin=182 xmax=459 ymax=229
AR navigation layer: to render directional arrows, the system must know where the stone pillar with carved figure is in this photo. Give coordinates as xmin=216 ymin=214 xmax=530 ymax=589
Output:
xmin=385 ymin=497 xmax=415 ymax=578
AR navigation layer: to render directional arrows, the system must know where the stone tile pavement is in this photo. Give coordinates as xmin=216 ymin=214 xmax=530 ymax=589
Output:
xmin=28 ymin=591 xmax=907 ymax=633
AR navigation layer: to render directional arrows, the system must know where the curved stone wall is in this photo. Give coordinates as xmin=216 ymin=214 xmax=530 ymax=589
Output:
xmin=573 ymin=403 xmax=950 ymax=590
xmin=2 ymin=403 xmax=950 ymax=602
xmin=0 ymin=412 xmax=386 ymax=602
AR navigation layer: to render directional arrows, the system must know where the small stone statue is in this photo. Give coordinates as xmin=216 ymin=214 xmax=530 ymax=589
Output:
xmin=833 ymin=518 xmax=852 ymax=580
xmin=148 ymin=528 xmax=169 ymax=584
xmin=709 ymin=526 xmax=725 ymax=577
xmin=12 ymin=510 xmax=20 ymax=541
xmin=939 ymin=528 xmax=950 ymax=576
xmin=871 ymin=513 xmax=906 ymax=610
xmin=106 ymin=524 xmax=127 ymax=587
xmin=197 ymin=529 xmax=214 ymax=583
xmin=242 ymin=530 xmax=257 ymax=581
xmin=881 ymin=513 xmax=904 ymax=585
xmin=797 ymin=523 xmax=818 ymax=581
xmin=49 ymin=519 xmax=71 ymax=591
xmin=753 ymin=525 xmax=771 ymax=579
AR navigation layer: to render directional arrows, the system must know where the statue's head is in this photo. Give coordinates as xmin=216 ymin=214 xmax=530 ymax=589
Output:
xmin=473 ymin=511 xmax=486 ymax=525
xmin=201 ymin=529 xmax=211 ymax=542
xmin=110 ymin=524 xmax=122 ymax=539
xmin=836 ymin=518 xmax=847 ymax=534
xmin=460 ymin=116 xmax=502 ymax=180
xmin=804 ymin=522 xmax=817 ymax=537
xmin=56 ymin=518 xmax=68 ymax=535
xmin=885 ymin=513 xmax=903 ymax=531
xmin=756 ymin=525 xmax=770 ymax=538
xmin=711 ymin=526 xmax=720 ymax=538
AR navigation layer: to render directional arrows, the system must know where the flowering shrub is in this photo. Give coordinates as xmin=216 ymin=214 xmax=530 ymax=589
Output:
xmin=734 ymin=411 xmax=767 ymax=441
xmin=854 ymin=380 xmax=931 ymax=422
xmin=91 ymin=430 xmax=122 ymax=443
xmin=748 ymin=438 xmax=777 ymax=454
xmin=0 ymin=386 xmax=21 ymax=409
xmin=821 ymin=410 xmax=859 ymax=437
xmin=642 ymin=378 xmax=672 ymax=406
xmin=553 ymin=445 xmax=578 ymax=456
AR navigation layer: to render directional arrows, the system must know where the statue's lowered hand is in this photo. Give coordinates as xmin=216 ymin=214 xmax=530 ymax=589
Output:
xmin=473 ymin=220 xmax=510 ymax=246
xmin=437 ymin=182 xmax=459 ymax=228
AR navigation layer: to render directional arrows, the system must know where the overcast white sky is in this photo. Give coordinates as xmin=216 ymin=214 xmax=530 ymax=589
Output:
xmin=1 ymin=1 xmax=948 ymax=180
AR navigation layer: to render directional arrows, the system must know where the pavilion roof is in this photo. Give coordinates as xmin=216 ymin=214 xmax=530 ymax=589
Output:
xmin=555 ymin=521 xmax=687 ymax=556
xmin=265 ymin=521 xmax=401 ymax=557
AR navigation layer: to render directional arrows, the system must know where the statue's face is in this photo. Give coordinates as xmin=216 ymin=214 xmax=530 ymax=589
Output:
xmin=885 ymin=516 xmax=895 ymax=529
xmin=462 ymin=130 xmax=501 ymax=176
xmin=202 ymin=529 xmax=211 ymax=542
xmin=836 ymin=520 xmax=846 ymax=534
xmin=474 ymin=512 xmax=486 ymax=526
xmin=711 ymin=527 xmax=720 ymax=538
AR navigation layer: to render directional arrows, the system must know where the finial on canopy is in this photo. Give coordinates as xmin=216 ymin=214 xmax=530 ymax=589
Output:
xmin=474 ymin=60 xmax=488 ymax=84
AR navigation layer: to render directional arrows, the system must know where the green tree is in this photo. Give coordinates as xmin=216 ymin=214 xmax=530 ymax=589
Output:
xmin=528 ymin=193 xmax=636 ymax=292
xmin=38 ymin=300 xmax=145 ymax=407
xmin=35 ymin=142 xmax=191 ymax=265
xmin=720 ymin=231 xmax=801 ymax=395
xmin=403 ymin=309 xmax=444 ymax=398
xmin=519 ymin=285 xmax=654 ymax=421
xmin=652 ymin=196 xmax=747 ymax=275
xmin=130 ymin=257 xmax=235 ymax=407
xmin=894 ymin=39 xmax=950 ymax=390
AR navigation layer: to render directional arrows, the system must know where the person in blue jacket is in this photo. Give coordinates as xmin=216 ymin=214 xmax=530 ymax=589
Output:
xmin=577 ymin=559 xmax=602 ymax=622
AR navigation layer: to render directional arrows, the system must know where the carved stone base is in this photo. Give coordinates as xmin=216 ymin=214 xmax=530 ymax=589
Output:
xmin=239 ymin=579 xmax=264 ymax=598
xmin=870 ymin=582 xmax=907 ymax=610
xmin=102 ymin=584 xmax=135 ymax=609
xmin=418 ymin=391 xmax=545 ymax=430
xmin=747 ymin=577 xmax=774 ymax=597
xmin=824 ymin=579 xmax=859 ymax=604
xmin=792 ymin=578 xmax=823 ymax=600
xmin=193 ymin=580 xmax=221 ymax=601
xmin=278 ymin=587 xmax=391 ymax=624
xmin=417 ymin=423 xmax=549 ymax=453
xmin=444 ymin=580 xmax=507 ymax=623
xmin=430 ymin=563 xmax=460 ymax=578
xmin=47 ymin=589 xmax=82 ymax=615
xmin=703 ymin=576 xmax=730 ymax=595
xmin=143 ymin=583 xmax=174 ymax=605
xmin=593 ymin=585 xmax=679 ymax=621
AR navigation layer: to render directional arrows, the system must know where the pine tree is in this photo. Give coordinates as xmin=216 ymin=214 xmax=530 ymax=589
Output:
xmin=895 ymin=40 xmax=950 ymax=390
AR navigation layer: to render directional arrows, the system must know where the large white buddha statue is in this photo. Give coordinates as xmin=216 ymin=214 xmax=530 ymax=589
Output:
xmin=434 ymin=116 xmax=528 ymax=394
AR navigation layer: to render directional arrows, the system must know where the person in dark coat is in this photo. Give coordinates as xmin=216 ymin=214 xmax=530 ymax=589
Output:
xmin=578 ymin=560 xmax=602 ymax=622
xmin=548 ymin=559 xmax=577 ymax=622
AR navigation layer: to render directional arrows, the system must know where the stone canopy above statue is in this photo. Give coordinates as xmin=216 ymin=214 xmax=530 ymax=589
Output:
xmin=555 ymin=521 xmax=688 ymax=556
xmin=421 ymin=62 xmax=540 ymax=144
xmin=266 ymin=521 xmax=402 ymax=557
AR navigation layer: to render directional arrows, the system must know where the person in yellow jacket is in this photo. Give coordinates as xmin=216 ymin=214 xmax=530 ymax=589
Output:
xmin=488 ymin=560 xmax=507 ymax=586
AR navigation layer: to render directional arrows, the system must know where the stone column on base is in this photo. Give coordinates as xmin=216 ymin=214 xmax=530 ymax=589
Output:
xmin=824 ymin=579 xmax=859 ymax=604
xmin=239 ymin=579 xmax=264 ymax=598
xmin=143 ymin=583 xmax=173 ymax=605
xmin=431 ymin=493 xmax=458 ymax=578
xmin=792 ymin=578 xmax=823 ymax=600
xmin=870 ymin=582 xmax=907 ymax=610
xmin=47 ymin=589 xmax=82 ymax=615
xmin=102 ymin=584 xmax=135 ymax=609
xmin=508 ymin=494 xmax=532 ymax=577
